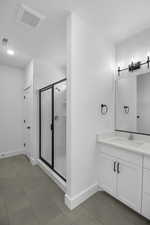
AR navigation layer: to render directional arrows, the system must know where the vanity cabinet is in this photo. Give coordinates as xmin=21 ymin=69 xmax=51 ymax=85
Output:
xmin=98 ymin=153 xmax=116 ymax=196
xmin=142 ymin=156 xmax=150 ymax=219
xmin=116 ymin=159 xmax=142 ymax=212
xmin=98 ymin=144 xmax=142 ymax=213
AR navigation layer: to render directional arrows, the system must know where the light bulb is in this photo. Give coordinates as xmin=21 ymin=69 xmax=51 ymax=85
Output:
xmin=147 ymin=52 xmax=150 ymax=57
xmin=6 ymin=49 xmax=15 ymax=56
xmin=131 ymin=56 xmax=134 ymax=62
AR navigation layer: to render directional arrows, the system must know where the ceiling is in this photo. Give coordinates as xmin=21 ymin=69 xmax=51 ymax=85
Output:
xmin=73 ymin=0 xmax=150 ymax=44
xmin=0 ymin=0 xmax=68 ymax=68
xmin=1 ymin=0 xmax=150 ymax=68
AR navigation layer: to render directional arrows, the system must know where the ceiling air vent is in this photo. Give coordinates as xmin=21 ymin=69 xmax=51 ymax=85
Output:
xmin=17 ymin=4 xmax=45 ymax=28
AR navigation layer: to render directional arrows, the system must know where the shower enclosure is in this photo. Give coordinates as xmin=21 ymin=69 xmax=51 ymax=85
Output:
xmin=39 ymin=78 xmax=66 ymax=181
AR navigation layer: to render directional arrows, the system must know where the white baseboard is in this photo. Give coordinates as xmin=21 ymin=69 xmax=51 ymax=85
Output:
xmin=30 ymin=157 xmax=37 ymax=166
xmin=98 ymin=186 xmax=103 ymax=191
xmin=25 ymin=151 xmax=30 ymax=159
xmin=24 ymin=152 xmax=37 ymax=166
xmin=37 ymin=159 xmax=66 ymax=193
xmin=0 ymin=149 xmax=25 ymax=159
xmin=0 ymin=150 xmax=37 ymax=166
xmin=65 ymin=183 xmax=98 ymax=210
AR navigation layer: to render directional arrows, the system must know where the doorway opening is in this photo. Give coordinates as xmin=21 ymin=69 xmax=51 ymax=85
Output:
xmin=24 ymin=86 xmax=32 ymax=160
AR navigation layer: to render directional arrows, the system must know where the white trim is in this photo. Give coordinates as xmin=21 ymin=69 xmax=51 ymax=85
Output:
xmin=24 ymin=152 xmax=37 ymax=166
xmin=37 ymin=159 xmax=66 ymax=192
xmin=24 ymin=85 xmax=32 ymax=91
xmin=30 ymin=157 xmax=37 ymax=165
xmin=65 ymin=183 xmax=98 ymax=210
xmin=0 ymin=149 xmax=25 ymax=159
xmin=98 ymin=186 xmax=103 ymax=192
xmin=25 ymin=151 xmax=31 ymax=159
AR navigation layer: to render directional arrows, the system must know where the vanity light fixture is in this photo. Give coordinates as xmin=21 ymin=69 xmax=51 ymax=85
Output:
xmin=117 ymin=55 xmax=150 ymax=76
xmin=147 ymin=55 xmax=150 ymax=68
xmin=128 ymin=61 xmax=141 ymax=72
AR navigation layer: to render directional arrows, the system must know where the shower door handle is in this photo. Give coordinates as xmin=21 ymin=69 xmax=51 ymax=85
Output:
xmin=54 ymin=115 xmax=59 ymax=121
xmin=50 ymin=123 xmax=53 ymax=131
xmin=117 ymin=162 xmax=120 ymax=174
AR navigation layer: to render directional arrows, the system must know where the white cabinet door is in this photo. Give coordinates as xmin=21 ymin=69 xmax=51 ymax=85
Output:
xmin=142 ymin=194 xmax=150 ymax=220
xmin=98 ymin=153 xmax=117 ymax=196
xmin=116 ymin=159 xmax=142 ymax=212
xmin=142 ymin=168 xmax=150 ymax=219
xmin=143 ymin=168 xmax=150 ymax=195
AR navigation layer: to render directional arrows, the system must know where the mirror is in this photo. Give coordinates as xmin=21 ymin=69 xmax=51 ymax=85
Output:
xmin=115 ymin=72 xmax=150 ymax=135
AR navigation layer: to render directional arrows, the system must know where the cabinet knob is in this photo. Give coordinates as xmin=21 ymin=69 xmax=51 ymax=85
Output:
xmin=114 ymin=161 xmax=117 ymax=172
xmin=117 ymin=162 xmax=120 ymax=174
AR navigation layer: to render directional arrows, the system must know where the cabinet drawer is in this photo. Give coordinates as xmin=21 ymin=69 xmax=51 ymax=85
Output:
xmin=142 ymin=193 xmax=150 ymax=220
xmin=144 ymin=156 xmax=150 ymax=170
xmin=100 ymin=144 xmax=142 ymax=166
xmin=143 ymin=168 xmax=150 ymax=195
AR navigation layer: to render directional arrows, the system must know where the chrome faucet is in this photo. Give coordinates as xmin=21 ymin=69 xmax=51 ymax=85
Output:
xmin=128 ymin=133 xmax=134 ymax=140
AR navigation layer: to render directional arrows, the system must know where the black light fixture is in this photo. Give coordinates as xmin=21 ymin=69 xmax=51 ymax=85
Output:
xmin=128 ymin=61 xmax=141 ymax=72
xmin=117 ymin=55 xmax=150 ymax=76
xmin=118 ymin=66 xmax=121 ymax=76
xmin=147 ymin=56 xmax=150 ymax=68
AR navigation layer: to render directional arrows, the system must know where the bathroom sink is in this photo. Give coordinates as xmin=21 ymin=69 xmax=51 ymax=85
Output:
xmin=111 ymin=137 xmax=144 ymax=148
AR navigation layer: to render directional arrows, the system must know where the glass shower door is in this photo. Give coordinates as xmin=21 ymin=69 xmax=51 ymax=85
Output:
xmin=39 ymin=79 xmax=67 ymax=181
xmin=54 ymin=81 xmax=66 ymax=179
xmin=40 ymin=88 xmax=52 ymax=166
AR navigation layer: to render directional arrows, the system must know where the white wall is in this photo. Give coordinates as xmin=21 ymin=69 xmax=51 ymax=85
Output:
xmin=0 ymin=64 xmax=24 ymax=155
xmin=35 ymin=60 xmax=66 ymax=89
xmin=24 ymin=60 xmax=34 ymax=89
xmin=116 ymin=27 xmax=150 ymax=70
xmin=66 ymin=13 xmax=115 ymax=202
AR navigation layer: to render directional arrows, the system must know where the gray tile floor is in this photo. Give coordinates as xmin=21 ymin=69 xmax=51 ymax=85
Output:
xmin=0 ymin=155 xmax=149 ymax=225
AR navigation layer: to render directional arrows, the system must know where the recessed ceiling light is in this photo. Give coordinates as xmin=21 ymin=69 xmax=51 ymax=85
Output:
xmin=7 ymin=49 xmax=15 ymax=56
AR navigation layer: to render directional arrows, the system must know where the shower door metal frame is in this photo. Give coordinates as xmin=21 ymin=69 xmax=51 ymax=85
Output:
xmin=39 ymin=78 xmax=67 ymax=182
